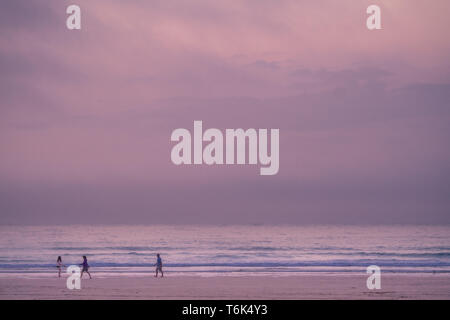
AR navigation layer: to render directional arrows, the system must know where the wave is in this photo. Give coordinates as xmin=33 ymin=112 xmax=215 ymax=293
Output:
xmin=2 ymin=258 xmax=450 ymax=269
xmin=40 ymin=247 xmax=450 ymax=259
xmin=50 ymin=246 xmax=174 ymax=251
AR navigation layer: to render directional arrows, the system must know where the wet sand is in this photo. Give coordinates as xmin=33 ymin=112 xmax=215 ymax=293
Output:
xmin=1 ymin=273 xmax=449 ymax=300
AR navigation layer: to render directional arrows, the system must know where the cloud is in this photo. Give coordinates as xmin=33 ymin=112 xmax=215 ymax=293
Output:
xmin=1 ymin=1 xmax=450 ymax=224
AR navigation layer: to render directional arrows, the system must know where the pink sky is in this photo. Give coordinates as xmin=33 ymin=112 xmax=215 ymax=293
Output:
xmin=1 ymin=0 xmax=450 ymax=224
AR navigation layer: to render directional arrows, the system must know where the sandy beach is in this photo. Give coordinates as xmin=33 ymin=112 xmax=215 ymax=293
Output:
xmin=1 ymin=274 xmax=449 ymax=300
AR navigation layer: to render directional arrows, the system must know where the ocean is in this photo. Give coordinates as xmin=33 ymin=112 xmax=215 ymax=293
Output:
xmin=0 ymin=225 xmax=449 ymax=277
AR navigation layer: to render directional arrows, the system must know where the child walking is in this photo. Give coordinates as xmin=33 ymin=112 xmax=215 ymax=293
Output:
xmin=56 ymin=256 xmax=65 ymax=278
xmin=80 ymin=256 xmax=92 ymax=279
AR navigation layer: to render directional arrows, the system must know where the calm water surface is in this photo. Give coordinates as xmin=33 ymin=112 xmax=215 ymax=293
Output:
xmin=0 ymin=225 xmax=449 ymax=277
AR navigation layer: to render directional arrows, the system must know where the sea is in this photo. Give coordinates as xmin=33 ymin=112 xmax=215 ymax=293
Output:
xmin=0 ymin=225 xmax=449 ymax=278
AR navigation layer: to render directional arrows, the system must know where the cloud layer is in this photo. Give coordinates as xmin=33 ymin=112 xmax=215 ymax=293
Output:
xmin=1 ymin=1 xmax=450 ymax=224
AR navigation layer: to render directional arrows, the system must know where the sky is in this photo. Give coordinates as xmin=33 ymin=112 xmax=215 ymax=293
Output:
xmin=1 ymin=0 xmax=450 ymax=225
